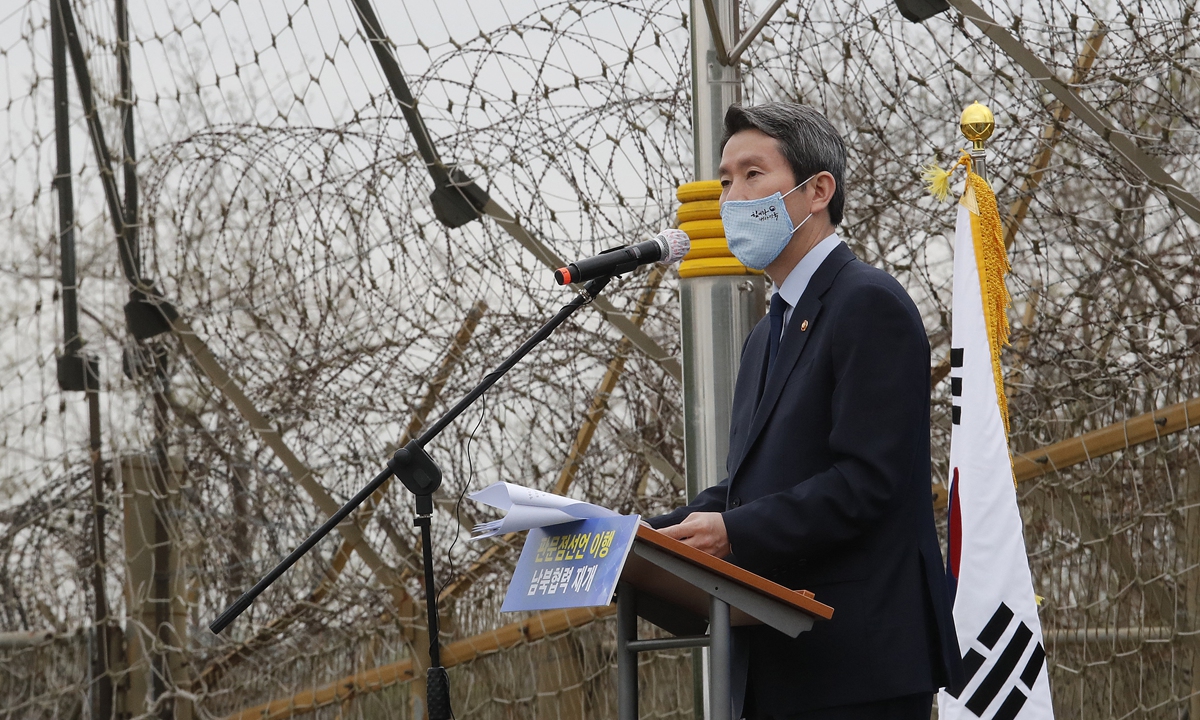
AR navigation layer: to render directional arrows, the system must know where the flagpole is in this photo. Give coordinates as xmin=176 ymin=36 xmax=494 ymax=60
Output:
xmin=942 ymin=97 xmax=1056 ymax=720
xmin=961 ymin=101 xmax=995 ymax=183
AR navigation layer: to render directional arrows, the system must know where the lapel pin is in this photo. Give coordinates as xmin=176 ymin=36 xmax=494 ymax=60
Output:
xmin=800 ymin=319 xmax=809 ymax=332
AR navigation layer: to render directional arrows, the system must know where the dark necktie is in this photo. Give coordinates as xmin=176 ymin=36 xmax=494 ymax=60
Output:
xmin=766 ymin=293 xmax=788 ymax=377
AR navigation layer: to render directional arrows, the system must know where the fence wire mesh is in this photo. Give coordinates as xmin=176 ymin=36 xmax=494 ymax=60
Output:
xmin=1 ymin=0 xmax=1198 ymax=718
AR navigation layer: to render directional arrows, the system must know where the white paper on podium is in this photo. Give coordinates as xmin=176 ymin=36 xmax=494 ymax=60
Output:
xmin=468 ymin=482 xmax=618 ymax=539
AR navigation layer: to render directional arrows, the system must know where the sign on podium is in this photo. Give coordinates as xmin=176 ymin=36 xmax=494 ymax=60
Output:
xmin=497 ymin=519 xmax=834 ymax=720
xmin=501 ymin=515 xmax=640 ymax=612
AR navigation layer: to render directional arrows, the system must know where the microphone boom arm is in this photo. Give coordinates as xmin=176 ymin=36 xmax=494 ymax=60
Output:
xmin=208 ymin=275 xmax=616 ymax=719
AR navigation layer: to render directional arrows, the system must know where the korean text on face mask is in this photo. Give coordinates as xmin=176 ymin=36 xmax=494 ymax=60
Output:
xmin=750 ymin=205 xmax=780 ymax=223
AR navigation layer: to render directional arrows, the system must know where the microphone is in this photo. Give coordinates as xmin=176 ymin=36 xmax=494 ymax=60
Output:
xmin=554 ymin=229 xmax=690 ymax=285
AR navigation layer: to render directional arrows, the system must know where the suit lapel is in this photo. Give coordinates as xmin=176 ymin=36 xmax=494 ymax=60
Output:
xmin=727 ymin=323 xmax=769 ymax=473
xmin=753 ymin=323 xmax=771 ymax=406
xmin=728 ymin=243 xmax=857 ymax=481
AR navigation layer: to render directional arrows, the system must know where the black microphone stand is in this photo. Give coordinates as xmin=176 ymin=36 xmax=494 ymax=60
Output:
xmin=209 ymin=276 xmax=613 ymax=720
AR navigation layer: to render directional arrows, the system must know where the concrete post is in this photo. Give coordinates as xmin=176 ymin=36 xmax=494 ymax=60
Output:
xmin=119 ymin=455 xmax=191 ymax=720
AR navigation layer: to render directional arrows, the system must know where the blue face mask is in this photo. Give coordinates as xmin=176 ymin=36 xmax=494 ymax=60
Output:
xmin=721 ymin=174 xmax=816 ymax=270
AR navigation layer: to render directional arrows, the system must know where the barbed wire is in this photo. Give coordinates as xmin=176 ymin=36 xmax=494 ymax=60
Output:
xmin=1 ymin=0 xmax=1198 ymax=718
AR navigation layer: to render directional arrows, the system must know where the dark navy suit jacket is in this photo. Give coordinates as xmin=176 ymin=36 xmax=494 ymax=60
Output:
xmin=650 ymin=242 xmax=964 ymax=715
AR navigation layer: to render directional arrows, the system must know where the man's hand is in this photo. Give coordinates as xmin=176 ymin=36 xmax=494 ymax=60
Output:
xmin=659 ymin=512 xmax=731 ymax=558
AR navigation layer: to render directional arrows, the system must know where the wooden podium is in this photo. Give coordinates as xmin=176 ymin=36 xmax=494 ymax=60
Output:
xmin=616 ymin=526 xmax=834 ymax=720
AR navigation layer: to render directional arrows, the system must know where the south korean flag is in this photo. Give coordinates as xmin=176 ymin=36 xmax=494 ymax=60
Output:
xmin=938 ymin=170 xmax=1054 ymax=720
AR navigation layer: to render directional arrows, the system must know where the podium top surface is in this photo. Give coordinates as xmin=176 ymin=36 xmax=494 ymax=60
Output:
xmin=623 ymin=526 xmax=834 ymax=632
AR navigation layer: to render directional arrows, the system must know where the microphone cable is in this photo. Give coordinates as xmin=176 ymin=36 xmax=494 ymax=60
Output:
xmin=419 ymin=390 xmax=488 ymax=720
xmin=439 ymin=388 xmax=488 ymax=620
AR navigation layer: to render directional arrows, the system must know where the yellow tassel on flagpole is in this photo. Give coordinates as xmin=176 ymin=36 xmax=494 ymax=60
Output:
xmin=965 ymin=168 xmax=1013 ymax=436
xmin=922 ymin=153 xmax=971 ymax=203
xmin=921 ymin=149 xmax=1013 ymax=436
xmin=922 ymin=163 xmax=954 ymax=202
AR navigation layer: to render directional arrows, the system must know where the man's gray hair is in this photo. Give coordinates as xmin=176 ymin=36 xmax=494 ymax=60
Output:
xmin=721 ymin=103 xmax=846 ymax=226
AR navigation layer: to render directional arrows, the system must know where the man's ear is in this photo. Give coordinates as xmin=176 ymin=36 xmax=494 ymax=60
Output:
xmin=808 ymin=172 xmax=837 ymax=215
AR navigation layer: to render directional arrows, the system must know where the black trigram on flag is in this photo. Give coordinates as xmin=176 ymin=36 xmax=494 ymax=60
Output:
xmin=950 ymin=347 xmax=964 ymax=425
xmin=948 ymin=603 xmax=1046 ymax=719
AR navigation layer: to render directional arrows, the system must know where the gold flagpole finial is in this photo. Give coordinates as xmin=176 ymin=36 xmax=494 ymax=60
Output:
xmin=960 ymin=101 xmax=995 ymax=182
xmin=960 ymin=101 xmax=995 ymax=150
xmin=921 ymin=101 xmax=997 ymax=199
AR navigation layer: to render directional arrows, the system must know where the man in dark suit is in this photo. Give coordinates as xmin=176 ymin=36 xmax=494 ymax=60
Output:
xmin=651 ymin=103 xmax=963 ymax=719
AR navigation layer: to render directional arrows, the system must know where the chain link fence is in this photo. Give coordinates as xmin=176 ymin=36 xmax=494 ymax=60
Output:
xmin=2 ymin=0 xmax=1198 ymax=718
